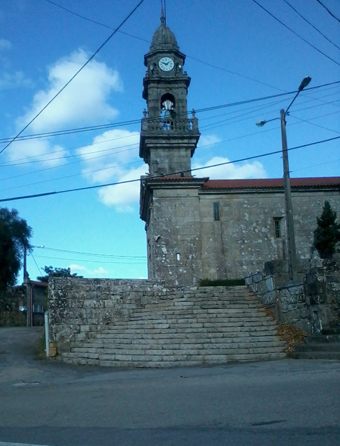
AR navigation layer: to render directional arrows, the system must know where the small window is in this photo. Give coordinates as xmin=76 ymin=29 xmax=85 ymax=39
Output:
xmin=274 ymin=218 xmax=282 ymax=238
xmin=213 ymin=202 xmax=220 ymax=221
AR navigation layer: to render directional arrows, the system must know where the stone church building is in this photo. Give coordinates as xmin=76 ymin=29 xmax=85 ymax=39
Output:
xmin=139 ymin=14 xmax=340 ymax=286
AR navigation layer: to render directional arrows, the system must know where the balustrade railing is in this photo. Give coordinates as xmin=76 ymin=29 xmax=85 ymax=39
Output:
xmin=141 ymin=117 xmax=199 ymax=134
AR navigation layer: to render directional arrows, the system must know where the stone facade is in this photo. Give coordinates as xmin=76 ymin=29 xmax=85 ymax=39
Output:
xmin=142 ymin=177 xmax=340 ymax=285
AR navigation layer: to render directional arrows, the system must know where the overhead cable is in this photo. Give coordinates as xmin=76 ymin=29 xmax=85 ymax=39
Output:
xmin=32 ymin=245 xmax=146 ymax=259
xmin=283 ymin=0 xmax=340 ymax=51
xmin=1 ymin=80 xmax=338 ymax=145
xmin=0 ymin=0 xmax=145 ymax=155
xmin=33 ymin=254 xmax=145 ymax=265
xmin=252 ymin=0 xmax=340 ymax=66
xmin=316 ymin=0 xmax=340 ymax=23
xmin=1 ymin=135 xmax=339 ymax=203
xmin=43 ymin=0 xmax=287 ymax=92
xmin=44 ymin=0 xmax=150 ymax=42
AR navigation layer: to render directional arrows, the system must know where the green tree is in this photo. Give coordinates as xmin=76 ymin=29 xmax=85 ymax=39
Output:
xmin=313 ymin=201 xmax=340 ymax=259
xmin=37 ymin=266 xmax=80 ymax=283
xmin=0 ymin=208 xmax=32 ymax=291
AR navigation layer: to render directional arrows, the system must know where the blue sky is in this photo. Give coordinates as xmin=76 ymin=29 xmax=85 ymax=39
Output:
xmin=1 ymin=0 xmax=339 ymax=282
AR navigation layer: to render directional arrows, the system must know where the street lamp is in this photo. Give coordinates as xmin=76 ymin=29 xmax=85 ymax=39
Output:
xmin=257 ymin=76 xmax=311 ymax=282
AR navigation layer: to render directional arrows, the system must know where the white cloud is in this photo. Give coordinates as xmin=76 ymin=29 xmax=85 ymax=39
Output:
xmin=77 ymin=129 xmax=140 ymax=183
xmin=0 ymin=39 xmax=11 ymax=51
xmin=98 ymin=164 xmax=147 ymax=212
xmin=93 ymin=267 xmax=108 ymax=275
xmin=77 ymin=129 xmax=146 ymax=211
xmin=0 ymin=71 xmax=32 ymax=89
xmin=197 ymin=134 xmax=222 ymax=149
xmin=69 ymin=264 xmax=87 ymax=272
xmin=16 ymin=49 xmax=123 ymax=133
xmin=7 ymin=139 xmax=67 ymax=166
xmin=9 ymin=49 xmax=123 ymax=165
xmin=193 ymin=156 xmax=267 ymax=179
xmin=70 ymin=264 xmax=108 ymax=277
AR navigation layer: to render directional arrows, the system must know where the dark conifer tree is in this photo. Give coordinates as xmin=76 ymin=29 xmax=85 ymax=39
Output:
xmin=313 ymin=201 xmax=340 ymax=258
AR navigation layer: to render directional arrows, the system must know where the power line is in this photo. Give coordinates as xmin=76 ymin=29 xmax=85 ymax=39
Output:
xmin=2 ymin=95 xmax=340 ymax=189
xmin=1 ymin=142 xmax=138 ymax=169
xmin=1 ymin=85 xmax=338 ymax=189
xmin=186 ymin=55 xmax=287 ymax=91
xmin=252 ymin=0 xmax=340 ymax=66
xmin=33 ymin=254 xmax=145 ymax=265
xmin=288 ymin=110 xmax=340 ymax=135
xmin=32 ymin=245 xmax=146 ymax=259
xmin=44 ymin=0 xmax=150 ymax=42
xmin=28 ymin=249 xmax=43 ymax=276
xmin=0 ymin=119 xmax=141 ymax=144
xmin=316 ymin=0 xmax=340 ymax=23
xmin=283 ymin=0 xmax=340 ymax=51
xmin=0 ymin=0 xmax=145 ymax=156
xmin=43 ymin=0 xmax=287 ymax=93
xmin=1 ymin=135 xmax=339 ymax=203
xmin=1 ymin=81 xmax=339 ymax=146
xmin=292 ymin=157 xmax=340 ymax=174
xmin=4 ymin=106 xmax=339 ymax=191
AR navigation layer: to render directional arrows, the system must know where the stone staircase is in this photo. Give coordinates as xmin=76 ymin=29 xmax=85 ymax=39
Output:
xmin=289 ymin=324 xmax=340 ymax=360
xmin=61 ymin=286 xmax=286 ymax=367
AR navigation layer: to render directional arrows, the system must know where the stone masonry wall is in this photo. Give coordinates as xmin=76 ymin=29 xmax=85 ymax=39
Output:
xmin=200 ymin=191 xmax=340 ymax=280
xmin=245 ymin=255 xmax=340 ymax=334
xmin=49 ymin=277 xmax=195 ymax=353
xmin=147 ymin=187 xmax=203 ymax=286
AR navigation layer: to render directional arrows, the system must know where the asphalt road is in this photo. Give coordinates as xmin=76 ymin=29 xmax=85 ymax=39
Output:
xmin=0 ymin=327 xmax=339 ymax=446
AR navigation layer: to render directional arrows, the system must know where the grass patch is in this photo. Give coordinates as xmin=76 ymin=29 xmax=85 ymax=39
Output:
xmin=199 ymin=278 xmax=245 ymax=287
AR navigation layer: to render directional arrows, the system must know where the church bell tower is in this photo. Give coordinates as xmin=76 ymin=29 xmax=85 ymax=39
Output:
xmin=139 ymin=11 xmax=200 ymax=176
xmin=140 ymin=11 xmax=204 ymax=286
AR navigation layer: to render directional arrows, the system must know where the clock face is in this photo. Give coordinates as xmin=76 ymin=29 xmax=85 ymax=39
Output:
xmin=159 ymin=57 xmax=174 ymax=71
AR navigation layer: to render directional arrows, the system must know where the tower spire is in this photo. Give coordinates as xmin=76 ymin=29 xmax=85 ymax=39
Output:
xmin=161 ymin=0 xmax=166 ymax=26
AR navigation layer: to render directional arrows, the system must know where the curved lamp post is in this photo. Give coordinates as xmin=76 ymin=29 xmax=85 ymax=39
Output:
xmin=257 ymin=76 xmax=311 ymax=282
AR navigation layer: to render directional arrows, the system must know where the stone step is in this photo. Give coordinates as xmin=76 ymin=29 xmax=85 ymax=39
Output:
xmin=61 ymin=351 xmax=286 ymax=368
xmin=96 ymin=329 xmax=279 ymax=339
xmin=65 ymin=347 xmax=286 ymax=359
xmin=121 ymin=311 xmax=275 ymax=324
xmin=71 ymin=333 xmax=284 ymax=345
xmin=97 ymin=330 xmax=279 ymax=338
xmin=305 ymin=334 xmax=340 ymax=343
xmin=129 ymin=310 xmax=268 ymax=323
xmin=294 ymin=342 xmax=340 ymax=352
xmin=72 ymin=337 xmax=285 ymax=349
xmin=70 ymin=344 xmax=285 ymax=356
xmin=322 ymin=327 xmax=340 ymax=336
xmin=289 ymin=351 xmax=340 ymax=360
xmin=142 ymin=300 xmax=260 ymax=308
xmin=111 ymin=316 xmax=276 ymax=325
xmin=141 ymin=300 xmax=260 ymax=307
xmin=58 ymin=286 xmax=286 ymax=368
xmin=102 ymin=321 xmax=276 ymax=334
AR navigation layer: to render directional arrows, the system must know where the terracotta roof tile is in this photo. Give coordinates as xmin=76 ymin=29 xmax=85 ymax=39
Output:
xmin=202 ymin=177 xmax=340 ymax=190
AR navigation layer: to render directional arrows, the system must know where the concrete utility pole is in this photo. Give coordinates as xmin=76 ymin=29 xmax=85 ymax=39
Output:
xmin=256 ymin=76 xmax=311 ymax=282
xmin=23 ymin=245 xmax=32 ymax=327
xmin=280 ymin=108 xmax=298 ymax=282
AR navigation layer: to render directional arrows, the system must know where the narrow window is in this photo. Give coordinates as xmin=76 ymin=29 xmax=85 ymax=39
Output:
xmin=213 ymin=202 xmax=220 ymax=221
xmin=274 ymin=218 xmax=282 ymax=238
